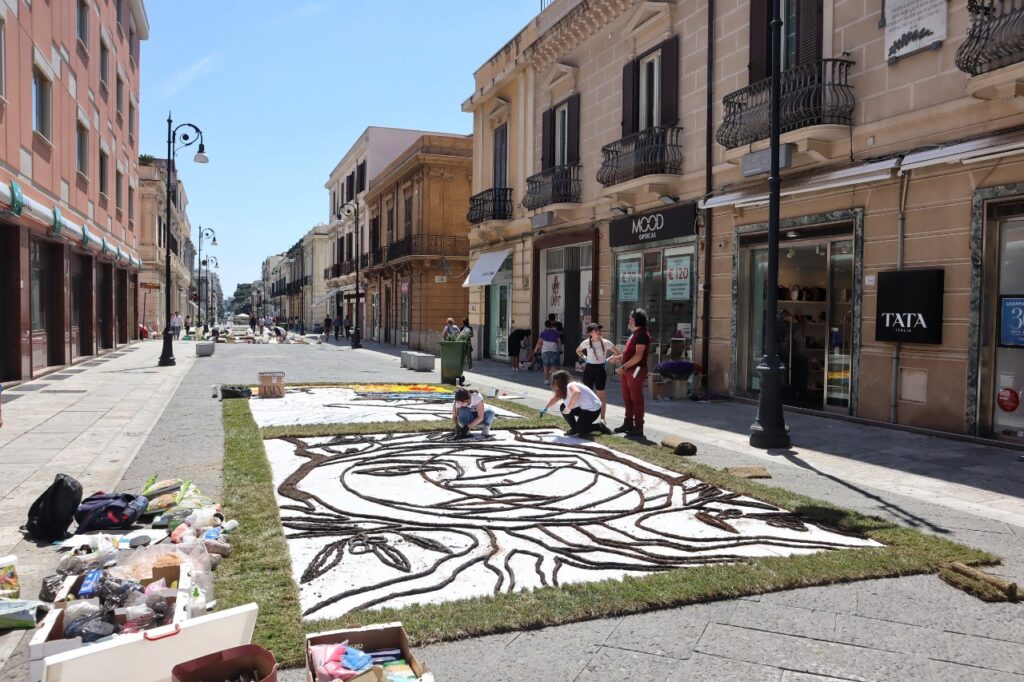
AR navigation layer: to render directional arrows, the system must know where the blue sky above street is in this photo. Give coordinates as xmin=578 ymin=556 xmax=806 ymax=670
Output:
xmin=140 ymin=1 xmax=539 ymax=296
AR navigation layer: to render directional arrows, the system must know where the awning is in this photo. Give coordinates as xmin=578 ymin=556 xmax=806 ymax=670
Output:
xmin=900 ymin=131 xmax=1024 ymax=172
xmin=700 ymin=159 xmax=899 ymax=210
xmin=463 ymin=248 xmax=512 ymax=287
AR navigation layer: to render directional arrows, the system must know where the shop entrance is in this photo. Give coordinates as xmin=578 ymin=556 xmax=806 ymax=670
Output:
xmin=30 ymin=239 xmax=65 ymax=371
xmin=70 ymin=254 xmax=94 ymax=358
xmin=485 ymin=255 xmax=512 ymax=358
xmin=98 ymin=263 xmax=114 ymax=350
xmin=0 ymin=227 xmax=20 ymax=381
xmin=740 ymin=235 xmax=854 ymax=412
xmin=540 ymin=244 xmax=592 ymax=365
xmin=980 ymin=214 xmax=1024 ymax=441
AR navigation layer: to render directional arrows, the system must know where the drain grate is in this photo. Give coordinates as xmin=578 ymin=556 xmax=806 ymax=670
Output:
xmin=41 ymin=389 xmax=88 ymax=394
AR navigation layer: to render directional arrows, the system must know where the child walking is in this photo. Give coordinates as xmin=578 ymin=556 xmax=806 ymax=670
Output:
xmin=542 ymin=370 xmax=612 ymax=437
xmin=452 ymin=387 xmax=496 ymax=438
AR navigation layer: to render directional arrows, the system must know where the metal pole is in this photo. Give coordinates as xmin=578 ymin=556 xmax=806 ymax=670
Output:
xmin=352 ymin=201 xmax=363 ymax=348
xmin=158 ymin=113 xmax=176 ymax=366
xmin=750 ymin=0 xmax=790 ymax=449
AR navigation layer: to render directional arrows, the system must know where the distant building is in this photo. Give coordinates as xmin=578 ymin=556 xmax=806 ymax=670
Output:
xmin=138 ymin=159 xmax=193 ymax=331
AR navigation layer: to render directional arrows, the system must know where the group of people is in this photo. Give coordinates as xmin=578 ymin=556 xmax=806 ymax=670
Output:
xmin=456 ymin=307 xmax=651 ymax=440
xmin=321 ymin=315 xmax=353 ymax=341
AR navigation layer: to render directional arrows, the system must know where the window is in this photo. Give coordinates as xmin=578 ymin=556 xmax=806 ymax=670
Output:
xmin=553 ymin=102 xmax=569 ymax=165
xmin=77 ymin=0 xmax=89 ymax=47
xmin=98 ymin=149 xmax=108 ymax=196
xmin=403 ymin=194 xmax=413 ymax=237
xmin=748 ymin=0 xmax=821 ymax=82
xmin=346 ymin=172 xmax=355 ymax=200
xmin=128 ymin=101 xmax=135 ymax=140
xmin=386 ymin=207 xmax=394 ymax=244
xmin=77 ymin=124 xmax=89 ymax=176
xmin=0 ymin=21 xmax=5 ymax=98
xmin=116 ymin=76 xmax=124 ymax=116
xmin=99 ymin=42 xmax=109 ymax=88
xmin=638 ymin=50 xmax=661 ymax=131
xmin=32 ymin=69 xmax=52 ymax=139
xmin=493 ymin=123 xmax=508 ymax=189
xmin=331 ymin=189 xmax=336 ymax=217
xmin=356 ymin=161 xmax=366 ymax=192
xmin=115 ymin=0 xmax=125 ymax=30
xmin=128 ymin=186 xmax=134 ymax=225
xmin=115 ymin=170 xmax=124 ymax=209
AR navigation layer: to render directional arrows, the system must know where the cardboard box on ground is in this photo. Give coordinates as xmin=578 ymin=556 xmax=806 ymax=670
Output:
xmin=306 ymin=622 xmax=430 ymax=682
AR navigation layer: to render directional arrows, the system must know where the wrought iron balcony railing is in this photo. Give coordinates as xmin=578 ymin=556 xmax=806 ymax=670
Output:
xmin=523 ymin=165 xmax=582 ymax=210
xmin=596 ymin=127 xmax=683 ymax=188
xmin=957 ymin=0 xmax=1024 ymax=76
xmin=715 ymin=59 xmax=855 ymax=150
xmin=340 ymin=260 xmax=356 ymax=276
xmin=467 ymin=188 xmax=513 ymax=224
xmin=386 ymin=234 xmax=470 ymax=261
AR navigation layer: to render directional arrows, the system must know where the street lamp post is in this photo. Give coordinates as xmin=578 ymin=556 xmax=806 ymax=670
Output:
xmin=749 ymin=0 xmax=791 ymax=449
xmin=196 ymin=226 xmax=217 ymax=332
xmin=205 ymin=255 xmax=219 ymax=329
xmin=158 ymin=113 xmax=208 ymax=367
xmin=336 ymin=200 xmax=362 ymax=349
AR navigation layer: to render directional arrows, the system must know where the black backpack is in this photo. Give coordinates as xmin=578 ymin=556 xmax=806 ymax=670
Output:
xmin=25 ymin=474 xmax=83 ymax=542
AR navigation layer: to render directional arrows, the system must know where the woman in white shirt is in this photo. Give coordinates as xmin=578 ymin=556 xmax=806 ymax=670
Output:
xmin=452 ymin=387 xmax=495 ymax=437
xmin=575 ymin=323 xmax=619 ymax=422
xmin=543 ymin=370 xmax=612 ymax=437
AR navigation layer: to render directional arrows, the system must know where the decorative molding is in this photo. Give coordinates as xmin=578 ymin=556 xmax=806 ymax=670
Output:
xmin=542 ymin=62 xmax=578 ymax=93
xmin=487 ymin=97 xmax=511 ymax=125
xmin=528 ymin=0 xmax=634 ymax=73
xmin=620 ymin=0 xmax=672 ymax=42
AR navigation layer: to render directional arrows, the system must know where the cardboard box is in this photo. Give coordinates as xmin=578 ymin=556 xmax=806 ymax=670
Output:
xmin=258 ymin=371 xmax=285 ymax=398
xmin=53 ymin=564 xmax=190 ymax=620
xmin=306 ymin=622 xmax=428 ymax=682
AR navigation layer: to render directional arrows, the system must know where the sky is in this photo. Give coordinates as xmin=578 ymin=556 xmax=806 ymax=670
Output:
xmin=140 ymin=1 xmax=540 ymax=297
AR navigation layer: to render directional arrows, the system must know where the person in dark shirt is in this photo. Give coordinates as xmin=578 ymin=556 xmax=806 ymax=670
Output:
xmin=611 ymin=308 xmax=651 ymax=437
xmin=548 ymin=313 xmax=565 ymax=364
xmin=508 ymin=328 xmax=531 ymax=371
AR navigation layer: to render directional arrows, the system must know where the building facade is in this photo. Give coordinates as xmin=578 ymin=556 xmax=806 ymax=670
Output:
xmin=361 ymin=134 xmax=472 ymax=352
xmin=138 ymin=159 xmax=193 ymax=331
xmin=463 ymin=0 xmax=1024 ymax=442
xmin=0 ymin=0 xmax=148 ymax=382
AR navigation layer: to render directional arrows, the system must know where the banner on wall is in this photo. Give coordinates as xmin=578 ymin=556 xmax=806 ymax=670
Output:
xmin=875 ymin=269 xmax=944 ymax=344
xmin=619 ymin=260 xmax=640 ymax=302
xmin=665 ymin=255 xmax=692 ymax=301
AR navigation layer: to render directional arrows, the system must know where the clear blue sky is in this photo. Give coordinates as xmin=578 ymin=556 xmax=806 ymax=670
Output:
xmin=140 ymin=1 xmax=539 ymax=297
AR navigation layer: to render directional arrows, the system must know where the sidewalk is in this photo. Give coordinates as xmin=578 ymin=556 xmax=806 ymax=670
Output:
xmin=0 ymin=341 xmax=194 ymax=674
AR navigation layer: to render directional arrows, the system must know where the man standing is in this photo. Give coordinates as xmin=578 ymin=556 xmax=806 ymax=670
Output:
xmin=612 ymin=308 xmax=650 ymax=438
xmin=333 ymin=316 xmax=341 ymax=341
xmin=343 ymin=315 xmax=352 ymax=340
xmin=170 ymin=311 xmax=182 ymax=340
xmin=323 ymin=314 xmax=333 ymax=342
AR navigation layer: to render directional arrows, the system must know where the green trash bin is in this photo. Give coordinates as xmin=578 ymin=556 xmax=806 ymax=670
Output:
xmin=440 ymin=340 xmax=467 ymax=385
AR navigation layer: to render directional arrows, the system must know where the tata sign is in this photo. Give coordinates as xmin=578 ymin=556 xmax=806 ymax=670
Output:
xmin=875 ymin=269 xmax=944 ymax=344
xmin=609 ymin=202 xmax=697 ymax=248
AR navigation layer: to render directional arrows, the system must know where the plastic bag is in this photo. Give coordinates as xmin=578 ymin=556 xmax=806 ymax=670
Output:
xmin=142 ymin=475 xmax=185 ymax=499
xmin=0 ymin=599 xmax=43 ymax=629
xmin=173 ymin=482 xmax=217 ymax=514
xmin=143 ymin=578 xmax=166 ymax=596
xmin=64 ymin=613 xmax=117 ymax=642
xmin=119 ymin=605 xmax=155 ymax=634
xmin=63 ymin=598 xmax=102 ymax=623
xmin=0 ymin=555 xmax=20 ymax=599
xmin=97 ymin=576 xmax=143 ymax=609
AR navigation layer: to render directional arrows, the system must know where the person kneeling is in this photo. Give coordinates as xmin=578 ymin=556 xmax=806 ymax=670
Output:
xmin=544 ymin=370 xmax=612 ymax=437
xmin=452 ymin=387 xmax=496 ymax=438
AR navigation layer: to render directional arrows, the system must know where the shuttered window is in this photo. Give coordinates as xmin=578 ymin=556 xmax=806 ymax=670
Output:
xmin=357 ymin=161 xmax=366 ymax=192
xmin=749 ymin=0 xmax=822 ymax=83
xmin=620 ymin=35 xmax=679 ymax=136
xmin=541 ymin=93 xmax=580 ymax=169
xmin=493 ymin=124 xmax=508 ymax=189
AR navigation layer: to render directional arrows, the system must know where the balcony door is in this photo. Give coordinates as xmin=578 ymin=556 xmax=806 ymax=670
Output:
xmin=749 ymin=0 xmax=822 ymax=82
xmin=493 ymin=124 xmax=508 ymax=190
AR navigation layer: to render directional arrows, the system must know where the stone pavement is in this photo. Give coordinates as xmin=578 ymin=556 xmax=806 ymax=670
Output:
xmin=1 ymin=338 xmax=1022 ymax=680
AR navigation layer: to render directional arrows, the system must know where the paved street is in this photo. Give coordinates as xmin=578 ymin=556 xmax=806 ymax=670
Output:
xmin=2 ymin=339 xmax=1023 ymax=680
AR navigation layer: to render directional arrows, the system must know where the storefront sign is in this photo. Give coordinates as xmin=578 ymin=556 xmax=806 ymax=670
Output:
xmin=665 ymin=255 xmax=692 ymax=300
xmin=998 ymin=387 xmax=1020 ymax=413
xmin=875 ymin=269 xmax=944 ymax=344
xmin=1000 ymin=297 xmax=1024 ymax=347
xmin=618 ymin=261 xmax=640 ymax=302
xmin=884 ymin=0 xmax=946 ymax=63
xmin=609 ymin=203 xmax=697 ymax=247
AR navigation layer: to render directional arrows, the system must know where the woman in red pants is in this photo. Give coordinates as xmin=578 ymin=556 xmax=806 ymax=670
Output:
xmin=612 ymin=308 xmax=650 ymax=437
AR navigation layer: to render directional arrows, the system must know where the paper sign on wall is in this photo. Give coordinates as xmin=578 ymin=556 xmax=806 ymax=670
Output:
xmin=1000 ymin=297 xmax=1024 ymax=347
xmin=665 ymin=255 xmax=692 ymax=301
xmin=619 ymin=260 xmax=640 ymax=302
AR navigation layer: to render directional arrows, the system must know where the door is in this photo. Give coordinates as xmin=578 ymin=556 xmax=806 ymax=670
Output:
xmin=986 ymin=217 xmax=1024 ymax=439
xmin=493 ymin=124 xmax=508 ymax=189
xmin=642 ymin=251 xmax=663 ymax=368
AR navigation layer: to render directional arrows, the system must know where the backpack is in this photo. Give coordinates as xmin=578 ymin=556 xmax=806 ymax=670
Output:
xmin=25 ymin=474 xmax=83 ymax=542
xmin=74 ymin=493 xmax=149 ymax=533
xmin=220 ymin=385 xmax=253 ymax=399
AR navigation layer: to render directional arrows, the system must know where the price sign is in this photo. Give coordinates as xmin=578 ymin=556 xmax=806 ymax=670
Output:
xmin=665 ymin=255 xmax=691 ymax=301
xmin=618 ymin=260 xmax=639 ymax=302
xmin=998 ymin=387 xmax=1020 ymax=413
xmin=1000 ymin=297 xmax=1024 ymax=347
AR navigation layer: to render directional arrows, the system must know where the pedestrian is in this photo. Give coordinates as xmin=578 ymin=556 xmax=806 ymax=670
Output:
xmin=460 ymin=318 xmax=474 ymax=370
xmin=533 ymin=319 xmax=562 ymax=383
xmin=170 ymin=311 xmax=182 ymax=339
xmin=343 ymin=315 xmax=352 ymax=339
xmin=451 ymin=387 xmax=495 ymax=438
xmin=542 ymin=369 xmax=611 ymax=437
xmin=507 ymin=328 xmax=530 ymax=371
xmin=611 ymin=308 xmax=650 ymax=438
xmin=442 ymin=317 xmax=461 ymax=340
xmin=576 ymin=323 xmax=619 ymax=423
xmin=323 ymin=314 xmax=333 ymax=341
xmin=249 ymin=316 xmax=256 ymax=333
xmin=333 ymin=316 xmax=340 ymax=340
xmin=184 ymin=315 xmax=192 ymax=336
xmin=548 ymin=313 xmax=565 ymax=364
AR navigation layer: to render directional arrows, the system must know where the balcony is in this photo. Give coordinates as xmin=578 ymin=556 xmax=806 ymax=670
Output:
xmin=716 ymin=59 xmax=855 ymax=151
xmin=523 ymin=165 xmax=582 ymax=210
xmin=386 ymin=234 xmax=470 ymax=261
xmin=957 ymin=1 xmax=1024 ymax=101
xmin=596 ymin=127 xmax=683 ymax=188
xmin=467 ymin=188 xmax=513 ymax=225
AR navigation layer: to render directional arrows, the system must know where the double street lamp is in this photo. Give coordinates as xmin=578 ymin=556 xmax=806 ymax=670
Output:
xmin=196 ymin=226 xmax=217 ymax=332
xmin=158 ymin=113 xmax=208 ymax=367
xmin=336 ymin=200 xmax=362 ymax=349
xmin=749 ymin=0 xmax=791 ymax=449
xmin=204 ymin=255 xmax=219 ymax=328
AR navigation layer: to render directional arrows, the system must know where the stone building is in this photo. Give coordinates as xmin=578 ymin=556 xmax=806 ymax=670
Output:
xmin=463 ymin=0 xmax=1024 ymax=441
xmin=138 ymin=159 xmax=193 ymax=331
xmin=361 ymin=134 xmax=472 ymax=352
xmin=0 ymin=0 xmax=148 ymax=381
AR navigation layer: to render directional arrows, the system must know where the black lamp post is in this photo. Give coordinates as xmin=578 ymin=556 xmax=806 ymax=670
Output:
xmin=205 ymin=255 xmax=219 ymax=328
xmin=337 ymin=200 xmax=362 ymax=349
xmin=749 ymin=0 xmax=791 ymax=449
xmin=158 ymin=113 xmax=208 ymax=367
xmin=196 ymin=226 xmax=216 ymax=332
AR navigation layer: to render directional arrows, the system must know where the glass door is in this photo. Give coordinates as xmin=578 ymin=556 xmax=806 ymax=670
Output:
xmin=826 ymin=240 xmax=854 ymax=411
xmin=991 ymin=218 xmax=1024 ymax=439
xmin=743 ymin=248 xmax=768 ymax=392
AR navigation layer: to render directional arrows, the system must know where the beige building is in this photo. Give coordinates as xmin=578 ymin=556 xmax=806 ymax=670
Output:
xmin=362 ymin=134 xmax=473 ymax=352
xmin=138 ymin=159 xmax=193 ymax=330
xmin=463 ymin=0 xmax=1024 ymax=442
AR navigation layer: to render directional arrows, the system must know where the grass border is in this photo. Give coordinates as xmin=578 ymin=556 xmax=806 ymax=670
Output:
xmin=220 ymin=387 xmax=999 ymax=668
